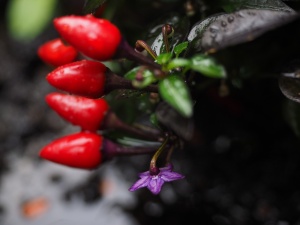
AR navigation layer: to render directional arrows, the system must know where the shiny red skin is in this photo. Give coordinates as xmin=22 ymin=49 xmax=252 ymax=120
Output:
xmin=53 ymin=15 xmax=121 ymax=61
xmin=39 ymin=132 xmax=103 ymax=169
xmin=37 ymin=38 xmax=78 ymax=67
xmin=46 ymin=92 xmax=109 ymax=132
xmin=46 ymin=60 xmax=107 ymax=98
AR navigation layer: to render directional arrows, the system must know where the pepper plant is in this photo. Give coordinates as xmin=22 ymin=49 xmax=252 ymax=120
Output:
xmin=36 ymin=0 xmax=300 ymax=195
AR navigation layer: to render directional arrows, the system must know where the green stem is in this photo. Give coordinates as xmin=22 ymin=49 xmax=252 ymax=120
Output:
xmin=149 ymin=135 xmax=169 ymax=173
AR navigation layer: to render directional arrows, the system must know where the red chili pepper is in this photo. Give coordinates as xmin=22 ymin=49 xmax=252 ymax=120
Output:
xmin=37 ymin=38 xmax=78 ymax=67
xmin=46 ymin=60 xmax=107 ymax=98
xmin=39 ymin=132 xmax=103 ymax=169
xmin=46 ymin=92 xmax=109 ymax=132
xmin=53 ymin=15 xmax=121 ymax=61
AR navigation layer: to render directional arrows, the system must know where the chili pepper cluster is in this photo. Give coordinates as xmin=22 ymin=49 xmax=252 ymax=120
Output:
xmin=38 ymin=14 xmax=185 ymax=195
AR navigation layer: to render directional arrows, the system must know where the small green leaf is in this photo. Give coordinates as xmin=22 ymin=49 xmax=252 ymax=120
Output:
xmin=124 ymin=67 xmax=157 ymax=88
xmin=158 ymin=75 xmax=193 ymax=117
xmin=191 ymin=54 xmax=227 ymax=78
xmin=6 ymin=0 xmax=57 ymax=42
xmin=167 ymin=58 xmax=191 ymax=70
xmin=174 ymin=42 xmax=189 ymax=58
xmin=156 ymin=53 xmax=173 ymax=65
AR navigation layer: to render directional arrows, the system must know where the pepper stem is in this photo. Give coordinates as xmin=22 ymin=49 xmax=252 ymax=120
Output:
xmin=115 ymin=38 xmax=161 ymax=70
xmin=135 ymin=40 xmax=157 ymax=60
xmin=104 ymin=69 xmax=158 ymax=93
xmin=102 ymin=138 xmax=159 ymax=161
xmin=102 ymin=110 xmax=163 ymax=142
xmin=162 ymin=24 xmax=174 ymax=53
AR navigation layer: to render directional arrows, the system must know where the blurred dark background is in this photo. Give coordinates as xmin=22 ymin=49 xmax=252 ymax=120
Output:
xmin=1 ymin=0 xmax=300 ymax=225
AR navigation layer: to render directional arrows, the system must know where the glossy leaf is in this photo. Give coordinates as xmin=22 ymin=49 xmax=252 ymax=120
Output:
xmin=158 ymin=75 xmax=193 ymax=117
xmin=279 ymin=76 xmax=300 ymax=103
xmin=186 ymin=15 xmax=221 ymax=53
xmin=6 ymin=0 xmax=57 ymax=42
xmin=191 ymin=54 xmax=226 ymax=78
xmin=282 ymin=100 xmax=300 ymax=138
xmin=155 ymin=102 xmax=195 ymax=141
xmin=239 ymin=0 xmax=293 ymax=12
xmin=83 ymin=0 xmax=106 ymax=14
xmin=167 ymin=58 xmax=191 ymax=71
xmin=187 ymin=9 xmax=298 ymax=53
xmin=221 ymin=0 xmax=293 ymax=12
xmin=124 ymin=67 xmax=157 ymax=88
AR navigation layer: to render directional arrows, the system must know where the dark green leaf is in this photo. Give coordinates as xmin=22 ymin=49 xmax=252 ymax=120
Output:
xmin=105 ymin=90 xmax=154 ymax=124
xmin=83 ymin=0 xmax=106 ymax=14
xmin=155 ymin=102 xmax=195 ymax=141
xmin=282 ymin=100 xmax=300 ymax=138
xmin=191 ymin=54 xmax=226 ymax=78
xmin=187 ymin=9 xmax=299 ymax=53
xmin=186 ymin=15 xmax=222 ymax=53
xmin=239 ymin=0 xmax=293 ymax=12
xmin=158 ymin=75 xmax=193 ymax=117
xmin=279 ymin=76 xmax=300 ymax=104
xmin=221 ymin=0 xmax=293 ymax=12
xmin=6 ymin=0 xmax=57 ymax=42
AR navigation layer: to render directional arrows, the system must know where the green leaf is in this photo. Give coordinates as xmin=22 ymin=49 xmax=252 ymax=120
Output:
xmin=174 ymin=42 xmax=189 ymax=58
xmin=156 ymin=53 xmax=173 ymax=65
xmin=191 ymin=54 xmax=227 ymax=78
xmin=158 ymin=75 xmax=193 ymax=117
xmin=83 ymin=0 xmax=106 ymax=14
xmin=167 ymin=58 xmax=191 ymax=70
xmin=124 ymin=67 xmax=157 ymax=89
xmin=6 ymin=0 xmax=57 ymax=42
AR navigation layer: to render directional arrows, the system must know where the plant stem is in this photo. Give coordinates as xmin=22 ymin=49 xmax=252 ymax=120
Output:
xmin=102 ymin=138 xmax=159 ymax=161
xmin=149 ymin=135 xmax=169 ymax=174
xmin=135 ymin=40 xmax=157 ymax=60
xmin=102 ymin=110 xmax=164 ymax=142
xmin=104 ymin=69 xmax=158 ymax=93
xmin=115 ymin=38 xmax=161 ymax=69
xmin=162 ymin=24 xmax=173 ymax=53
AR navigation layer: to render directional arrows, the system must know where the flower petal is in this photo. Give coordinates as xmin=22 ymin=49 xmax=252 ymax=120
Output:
xmin=159 ymin=164 xmax=172 ymax=172
xmin=139 ymin=170 xmax=150 ymax=178
xmin=148 ymin=177 xmax=164 ymax=195
xmin=129 ymin=176 xmax=150 ymax=192
xmin=161 ymin=171 xmax=185 ymax=182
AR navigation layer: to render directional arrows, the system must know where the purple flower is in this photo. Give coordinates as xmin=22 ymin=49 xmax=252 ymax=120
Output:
xmin=129 ymin=164 xmax=185 ymax=195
